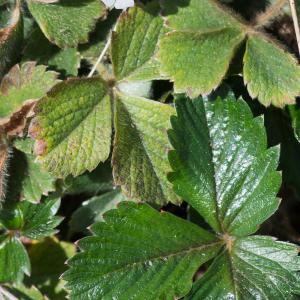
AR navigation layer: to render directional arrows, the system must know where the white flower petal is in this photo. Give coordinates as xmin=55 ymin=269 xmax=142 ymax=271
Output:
xmin=101 ymin=0 xmax=116 ymax=8
xmin=114 ymin=0 xmax=134 ymax=9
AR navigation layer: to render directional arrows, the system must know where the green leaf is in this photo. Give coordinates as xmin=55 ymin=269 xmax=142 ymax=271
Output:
xmin=69 ymin=189 xmax=129 ymax=234
xmin=158 ymin=28 xmax=245 ymax=98
xmin=160 ymin=0 xmax=242 ymax=31
xmin=0 ymin=62 xmax=59 ymax=119
xmin=24 ymin=28 xmax=80 ymax=76
xmin=0 ymin=2 xmax=23 ymax=77
xmin=64 ymin=93 xmax=300 ymax=299
xmin=112 ymin=91 xmax=179 ymax=205
xmin=27 ymin=0 xmax=106 ymax=48
xmin=186 ymin=236 xmax=300 ymax=299
xmin=158 ymin=0 xmax=300 ymax=107
xmin=63 ymin=202 xmax=222 ymax=300
xmin=17 ymin=196 xmax=62 ymax=239
xmin=168 ymin=95 xmax=281 ymax=236
xmin=21 ymin=153 xmax=56 ymax=203
xmin=111 ymin=3 xmax=164 ymax=82
xmin=158 ymin=0 xmax=245 ymax=98
xmin=244 ymin=35 xmax=300 ymax=107
xmin=0 ymin=235 xmax=30 ymax=283
xmin=13 ymin=139 xmax=56 ymax=204
xmin=31 ymin=77 xmax=112 ymax=178
xmin=26 ymin=237 xmax=76 ymax=300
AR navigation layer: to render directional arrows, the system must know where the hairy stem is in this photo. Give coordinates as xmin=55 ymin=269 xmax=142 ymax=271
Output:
xmin=289 ymin=0 xmax=300 ymax=56
xmin=253 ymin=0 xmax=287 ymax=28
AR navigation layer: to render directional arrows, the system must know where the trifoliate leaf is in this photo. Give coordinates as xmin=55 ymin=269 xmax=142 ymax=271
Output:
xmin=27 ymin=0 xmax=106 ymax=48
xmin=13 ymin=139 xmax=56 ymax=203
xmin=158 ymin=0 xmax=300 ymax=107
xmin=168 ymin=95 xmax=281 ymax=236
xmin=0 ymin=235 xmax=30 ymax=283
xmin=112 ymin=91 xmax=179 ymax=205
xmin=63 ymin=202 xmax=222 ymax=300
xmin=24 ymin=28 xmax=80 ymax=76
xmin=0 ymin=1 xmax=23 ymax=77
xmin=30 ymin=77 xmax=112 ymax=178
xmin=186 ymin=236 xmax=300 ymax=299
xmin=0 ymin=62 xmax=59 ymax=119
xmin=111 ymin=3 xmax=164 ymax=82
xmin=17 ymin=196 xmax=63 ymax=239
xmin=158 ymin=0 xmax=245 ymax=98
xmin=244 ymin=35 xmax=300 ymax=107
xmin=26 ymin=237 xmax=76 ymax=300
xmin=69 ymin=189 xmax=129 ymax=234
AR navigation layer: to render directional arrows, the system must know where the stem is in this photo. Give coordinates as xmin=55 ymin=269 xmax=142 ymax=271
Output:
xmin=88 ymin=22 xmax=118 ymax=78
xmin=254 ymin=0 xmax=287 ymax=28
xmin=0 ymin=287 xmax=18 ymax=300
xmin=289 ymin=0 xmax=300 ymax=56
xmin=88 ymin=36 xmax=112 ymax=78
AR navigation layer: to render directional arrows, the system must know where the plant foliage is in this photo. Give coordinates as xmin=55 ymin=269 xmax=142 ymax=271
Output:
xmin=1 ymin=0 xmax=300 ymax=299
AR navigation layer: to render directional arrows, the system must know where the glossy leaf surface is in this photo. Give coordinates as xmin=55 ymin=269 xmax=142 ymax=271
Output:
xmin=64 ymin=202 xmax=222 ymax=300
xmin=186 ymin=236 xmax=300 ymax=299
xmin=17 ymin=197 xmax=63 ymax=239
xmin=168 ymin=95 xmax=281 ymax=236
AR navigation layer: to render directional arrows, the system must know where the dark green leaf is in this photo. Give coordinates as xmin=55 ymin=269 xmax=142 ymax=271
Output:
xmin=168 ymin=95 xmax=281 ymax=236
xmin=18 ymin=196 xmax=62 ymax=239
xmin=0 ymin=235 xmax=30 ymax=283
xmin=63 ymin=202 xmax=222 ymax=299
xmin=186 ymin=236 xmax=300 ymax=299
